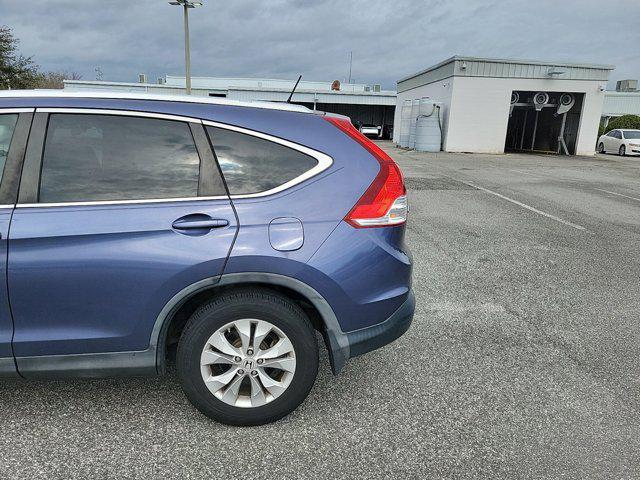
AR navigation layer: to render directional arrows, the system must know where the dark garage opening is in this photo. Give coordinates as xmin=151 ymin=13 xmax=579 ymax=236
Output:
xmin=504 ymin=91 xmax=584 ymax=155
xmin=295 ymin=102 xmax=395 ymax=139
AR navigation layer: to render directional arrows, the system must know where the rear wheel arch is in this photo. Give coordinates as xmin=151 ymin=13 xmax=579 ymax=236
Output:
xmin=152 ymin=273 xmax=349 ymax=375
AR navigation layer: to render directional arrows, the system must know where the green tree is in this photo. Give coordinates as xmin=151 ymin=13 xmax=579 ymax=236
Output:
xmin=605 ymin=115 xmax=640 ymax=134
xmin=0 ymin=26 xmax=40 ymax=89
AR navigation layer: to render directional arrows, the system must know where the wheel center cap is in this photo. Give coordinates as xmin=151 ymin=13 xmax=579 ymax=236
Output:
xmin=243 ymin=359 xmax=255 ymax=370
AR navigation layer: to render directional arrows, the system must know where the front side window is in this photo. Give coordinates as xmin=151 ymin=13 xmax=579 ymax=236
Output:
xmin=623 ymin=130 xmax=640 ymax=139
xmin=206 ymin=126 xmax=318 ymax=195
xmin=39 ymin=114 xmax=200 ymax=203
xmin=0 ymin=114 xmax=19 ymax=179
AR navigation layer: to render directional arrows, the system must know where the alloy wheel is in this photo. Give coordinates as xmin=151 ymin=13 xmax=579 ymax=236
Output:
xmin=200 ymin=319 xmax=296 ymax=408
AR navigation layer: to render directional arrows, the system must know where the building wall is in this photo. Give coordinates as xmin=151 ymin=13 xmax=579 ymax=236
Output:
xmin=64 ymin=81 xmax=214 ymax=97
xmin=396 ymin=76 xmax=606 ymax=155
xmin=392 ymin=77 xmax=455 ymax=148
xmin=165 ymin=75 xmax=377 ymax=93
xmin=64 ymin=81 xmax=396 ymax=106
xmin=446 ymin=77 xmax=605 ymax=155
xmin=397 ymin=61 xmax=456 ymax=93
xmin=225 ymin=88 xmax=396 ymax=106
xmin=602 ymin=91 xmax=640 ymax=117
xmin=398 ymin=56 xmax=612 ymax=91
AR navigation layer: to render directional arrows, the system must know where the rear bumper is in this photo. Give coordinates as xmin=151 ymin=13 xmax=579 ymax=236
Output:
xmin=327 ymin=290 xmax=415 ymax=374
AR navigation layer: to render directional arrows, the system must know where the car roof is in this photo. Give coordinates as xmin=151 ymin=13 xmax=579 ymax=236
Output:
xmin=0 ymin=90 xmax=312 ymax=114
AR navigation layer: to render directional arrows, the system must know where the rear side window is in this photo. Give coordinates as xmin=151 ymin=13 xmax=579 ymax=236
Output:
xmin=206 ymin=126 xmax=318 ymax=195
xmin=39 ymin=114 xmax=200 ymax=203
xmin=0 ymin=114 xmax=18 ymax=179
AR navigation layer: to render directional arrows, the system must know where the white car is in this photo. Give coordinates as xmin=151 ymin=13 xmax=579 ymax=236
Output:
xmin=359 ymin=124 xmax=383 ymax=138
xmin=597 ymin=129 xmax=640 ymax=156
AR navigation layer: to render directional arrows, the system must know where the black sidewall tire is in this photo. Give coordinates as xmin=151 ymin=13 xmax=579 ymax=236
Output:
xmin=177 ymin=289 xmax=319 ymax=426
xmin=598 ymin=143 xmax=605 ymax=154
xmin=620 ymin=145 xmax=626 ymax=156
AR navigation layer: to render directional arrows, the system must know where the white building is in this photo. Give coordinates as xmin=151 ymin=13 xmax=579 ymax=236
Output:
xmin=394 ymin=56 xmax=614 ymax=156
xmin=601 ymin=90 xmax=640 ymax=125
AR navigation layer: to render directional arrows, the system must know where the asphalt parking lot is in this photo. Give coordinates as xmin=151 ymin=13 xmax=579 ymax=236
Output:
xmin=1 ymin=143 xmax=639 ymax=479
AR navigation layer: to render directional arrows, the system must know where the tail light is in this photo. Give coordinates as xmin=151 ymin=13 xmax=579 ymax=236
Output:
xmin=324 ymin=116 xmax=407 ymax=228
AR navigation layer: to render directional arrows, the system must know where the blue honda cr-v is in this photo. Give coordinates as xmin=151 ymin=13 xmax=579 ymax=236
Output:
xmin=0 ymin=91 xmax=414 ymax=425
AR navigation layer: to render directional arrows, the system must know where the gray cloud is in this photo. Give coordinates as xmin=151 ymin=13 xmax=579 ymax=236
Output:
xmin=1 ymin=0 xmax=638 ymax=89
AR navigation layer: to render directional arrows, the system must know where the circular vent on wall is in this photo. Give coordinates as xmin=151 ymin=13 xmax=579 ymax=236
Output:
xmin=533 ymin=92 xmax=550 ymax=106
xmin=559 ymin=93 xmax=573 ymax=106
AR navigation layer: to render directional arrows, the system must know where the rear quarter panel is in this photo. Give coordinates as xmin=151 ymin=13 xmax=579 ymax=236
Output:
xmin=212 ymin=111 xmax=379 ymax=280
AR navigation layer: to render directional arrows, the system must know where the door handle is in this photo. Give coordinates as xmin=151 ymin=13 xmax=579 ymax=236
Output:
xmin=172 ymin=218 xmax=229 ymax=230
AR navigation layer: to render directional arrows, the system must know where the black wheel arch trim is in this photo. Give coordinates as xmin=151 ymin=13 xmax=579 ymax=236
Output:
xmin=0 ymin=357 xmax=20 ymax=378
xmin=152 ymin=273 xmax=351 ymax=375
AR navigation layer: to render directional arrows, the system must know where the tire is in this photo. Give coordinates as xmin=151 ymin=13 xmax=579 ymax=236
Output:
xmin=619 ymin=145 xmax=626 ymax=156
xmin=177 ymin=288 xmax=319 ymax=426
xmin=598 ymin=143 xmax=605 ymax=154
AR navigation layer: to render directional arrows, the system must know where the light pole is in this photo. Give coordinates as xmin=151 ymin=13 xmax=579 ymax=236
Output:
xmin=169 ymin=0 xmax=203 ymax=95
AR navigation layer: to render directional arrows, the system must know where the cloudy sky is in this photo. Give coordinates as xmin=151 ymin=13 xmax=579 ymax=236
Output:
xmin=1 ymin=0 xmax=638 ymax=89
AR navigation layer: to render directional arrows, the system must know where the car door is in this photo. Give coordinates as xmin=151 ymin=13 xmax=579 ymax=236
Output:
xmin=0 ymin=110 xmax=32 ymax=377
xmin=603 ymin=130 xmax=614 ymax=151
xmin=619 ymin=130 xmax=627 ymax=150
xmin=8 ymin=109 xmax=237 ymax=375
xmin=611 ymin=130 xmax=622 ymax=150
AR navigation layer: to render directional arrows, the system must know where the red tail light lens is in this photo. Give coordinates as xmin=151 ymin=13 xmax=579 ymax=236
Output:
xmin=324 ymin=116 xmax=407 ymax=228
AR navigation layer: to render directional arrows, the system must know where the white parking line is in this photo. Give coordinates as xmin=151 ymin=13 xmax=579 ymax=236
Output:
xmin=595 ymin=188 xmax=640 ymax=203
xmin=461 ymin=180 xmax=587 ymax=231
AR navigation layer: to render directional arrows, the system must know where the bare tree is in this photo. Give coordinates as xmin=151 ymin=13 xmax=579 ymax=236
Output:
xmin=34 ymin=70 xmax=83 ymax=89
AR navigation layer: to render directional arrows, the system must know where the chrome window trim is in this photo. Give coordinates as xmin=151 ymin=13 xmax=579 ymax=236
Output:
xmin=0 ymin=108 xmax=36 ymax=114
xmin=37 ymin=107 xmax=199 ymax=124
xmin=16 ymin=196 xmax=228 ymax=209
xmin=202 ymin=120 xmax=333 ymax=199
xmin=14 ymin=108 xmax=333 ymax=208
